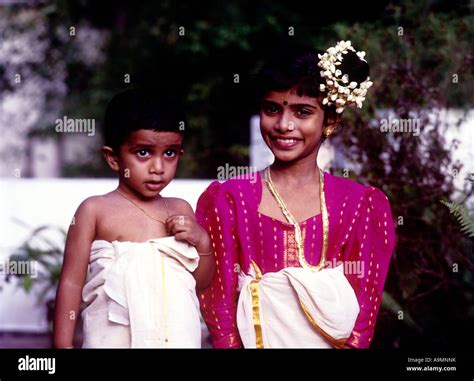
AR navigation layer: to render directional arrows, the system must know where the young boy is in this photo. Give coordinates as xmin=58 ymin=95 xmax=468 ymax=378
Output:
xmin=53 ymin=89 xmax=215 ymax=348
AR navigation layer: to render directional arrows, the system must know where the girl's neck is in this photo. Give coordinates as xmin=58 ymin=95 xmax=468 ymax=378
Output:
xmin=269 ymin=158 xmax=320 ymax=188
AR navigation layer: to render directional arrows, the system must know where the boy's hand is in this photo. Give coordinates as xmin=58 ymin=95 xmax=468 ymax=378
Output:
xmin=166 ymin=213 xmax=216 ymax=289
xmin=165 ymin=214 xmax=211 ymax=254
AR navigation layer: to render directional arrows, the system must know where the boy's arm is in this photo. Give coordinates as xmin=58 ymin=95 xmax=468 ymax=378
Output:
xmin=190 ymin=228 xmax=215 ymax=290
xmin=53 ymin=197 xmax=97 ymax=348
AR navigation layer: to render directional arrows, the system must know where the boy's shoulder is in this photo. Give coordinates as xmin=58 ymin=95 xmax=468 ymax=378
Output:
xmin=163 ymin=197 xmax=194 ymax=215
xmin=76 ymin=193 xmax=114 ymax=214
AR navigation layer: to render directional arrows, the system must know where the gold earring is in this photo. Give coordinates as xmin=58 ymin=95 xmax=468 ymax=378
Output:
xmin=324 ymin=129 xmax=332 ymax=137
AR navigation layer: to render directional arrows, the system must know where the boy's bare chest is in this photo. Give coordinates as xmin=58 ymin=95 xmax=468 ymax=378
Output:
xmin=95 ymin=205 xmax=169 ymax=242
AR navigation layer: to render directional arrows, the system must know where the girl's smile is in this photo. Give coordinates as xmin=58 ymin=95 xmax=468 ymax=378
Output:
xmin=270 ymin=135 xmax=304 ymax=150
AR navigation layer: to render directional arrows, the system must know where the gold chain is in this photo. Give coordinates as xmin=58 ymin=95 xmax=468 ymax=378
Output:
xmin=116 ymin=189 xmax=167 ymax=225
xmin=264 ymin=167 xmax=328 ymax=272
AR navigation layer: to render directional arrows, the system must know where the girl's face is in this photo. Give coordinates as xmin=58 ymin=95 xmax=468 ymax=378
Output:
xmin=260 ymin=89 xmax=326 ymax=164
xmin=104 ymin=129 xmax=183 ymax=199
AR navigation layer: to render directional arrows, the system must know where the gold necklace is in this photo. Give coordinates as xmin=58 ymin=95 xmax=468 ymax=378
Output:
xmin=264 ymin=167 xmax=328 ymax=272
xmin=115 ymin=189 xmax=167 ymax=225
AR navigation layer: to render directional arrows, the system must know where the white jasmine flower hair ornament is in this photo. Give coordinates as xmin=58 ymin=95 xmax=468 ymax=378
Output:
xmin=317 ymin=40 xmax=373 ymax=113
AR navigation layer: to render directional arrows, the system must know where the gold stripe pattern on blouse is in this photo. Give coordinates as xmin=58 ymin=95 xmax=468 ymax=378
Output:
xmin=264 ymin=167 xmax=328 ymax=272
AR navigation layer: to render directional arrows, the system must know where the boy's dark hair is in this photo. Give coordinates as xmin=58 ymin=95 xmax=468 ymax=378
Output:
xmin=103 ymin=88 xmax=185 ymax=152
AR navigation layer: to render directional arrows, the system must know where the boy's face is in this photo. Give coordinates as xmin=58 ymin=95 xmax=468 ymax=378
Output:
xmin=111 ymin=129 xmax=183 ymax=199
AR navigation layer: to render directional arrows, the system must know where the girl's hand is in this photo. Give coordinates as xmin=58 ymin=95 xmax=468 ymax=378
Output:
xmin=165 ymin=214 xmax=211 ymax=254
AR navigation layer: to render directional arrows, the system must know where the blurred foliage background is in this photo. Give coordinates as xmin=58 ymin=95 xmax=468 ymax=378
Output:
xmin=0 ymin=0 xmax=472 ymax=348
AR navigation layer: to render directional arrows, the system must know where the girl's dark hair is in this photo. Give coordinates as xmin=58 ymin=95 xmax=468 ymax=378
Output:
xmin=255 ymin=47 xmax=370 ymax=102
xmin=103 ymin=88 xmax=185 ymax=152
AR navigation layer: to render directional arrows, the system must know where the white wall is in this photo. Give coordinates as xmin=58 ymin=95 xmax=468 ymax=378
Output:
xmin=0 ymin=178 xmax=213 ymax=332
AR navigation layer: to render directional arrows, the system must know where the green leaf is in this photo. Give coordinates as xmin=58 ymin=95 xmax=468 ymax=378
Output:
xmin=440 ymin=200 xmax=474 ymax=238
xmin=22 ymin=276 xmax=33 ymax=293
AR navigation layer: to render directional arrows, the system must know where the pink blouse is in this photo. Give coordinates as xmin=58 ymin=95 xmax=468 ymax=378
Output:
xmin=196 ymin=171 xmax=396 ymax=348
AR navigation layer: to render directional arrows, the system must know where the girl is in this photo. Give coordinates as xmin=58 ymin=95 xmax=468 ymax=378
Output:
xmin=196 ymin=41 xmax=396 ymax=348
xmin=53 ymin=89 xmax=215 ymax=348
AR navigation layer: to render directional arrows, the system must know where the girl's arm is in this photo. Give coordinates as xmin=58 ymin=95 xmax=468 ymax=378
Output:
xmin=195 ymin=182 xmax=242 ymax=348
xmin=53 ymin=198 xmax=97 ymax=348
xmin=343 ymin=187 xmax=395 ymax=348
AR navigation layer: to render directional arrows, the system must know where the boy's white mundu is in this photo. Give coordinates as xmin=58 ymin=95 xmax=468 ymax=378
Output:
xmin=81 ymin=236 xmax=201 ymax=348
xmin=236 ymin=261 xmax=359 ymax=348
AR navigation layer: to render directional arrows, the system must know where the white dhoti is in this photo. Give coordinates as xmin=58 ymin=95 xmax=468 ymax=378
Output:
xmin=237 ymin=262 xmax=359 ymax=348
xmin=81 ymin=236 xmax=201 ymax=348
